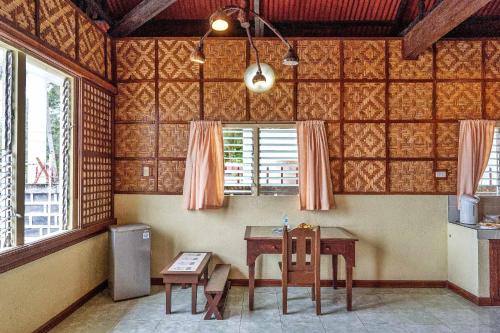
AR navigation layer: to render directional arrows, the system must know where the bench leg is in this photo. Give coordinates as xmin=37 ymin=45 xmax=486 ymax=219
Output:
xmin=204 ymin=292 xmax=223 ymax=320
xmin=165 ymin=283 xmax=172 ymax=314
xmin=192 ymin=283 xmax=198 ymax=314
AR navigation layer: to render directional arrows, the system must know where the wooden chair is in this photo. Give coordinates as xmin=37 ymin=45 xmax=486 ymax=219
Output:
xmin=280 ymin=225 xmax=321 ymax=315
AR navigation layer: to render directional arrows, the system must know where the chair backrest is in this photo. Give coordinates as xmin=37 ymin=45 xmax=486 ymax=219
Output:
xmin=282 ymin=226 xmax=320 ymax=285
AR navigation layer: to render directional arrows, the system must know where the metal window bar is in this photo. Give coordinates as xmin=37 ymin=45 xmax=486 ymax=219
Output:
xmin=478 ymin=128 xmax=500 ymax=195
xmin=223 ymin=128 xmax=254 ymax=195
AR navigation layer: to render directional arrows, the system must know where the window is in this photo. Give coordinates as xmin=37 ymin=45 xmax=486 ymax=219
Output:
xmin=478 ymin=127 xmax=500 ymax=195
xmin=223 ymin=125 xmax=299 ymax=196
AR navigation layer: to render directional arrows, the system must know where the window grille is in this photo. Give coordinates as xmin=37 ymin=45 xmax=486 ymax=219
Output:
xmin=478 ymin=127 xmax=500 ymax=195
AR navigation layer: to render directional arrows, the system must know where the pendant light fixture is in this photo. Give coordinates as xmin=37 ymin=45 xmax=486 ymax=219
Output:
xmin=190 ymin=1 xmax=299 ymax=93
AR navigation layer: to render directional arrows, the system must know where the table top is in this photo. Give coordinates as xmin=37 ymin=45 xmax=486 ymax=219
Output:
xmin=160 ymin=251 xmax=211 ymax=276
xmin=244 ymin=226 xmax=358 ymax=241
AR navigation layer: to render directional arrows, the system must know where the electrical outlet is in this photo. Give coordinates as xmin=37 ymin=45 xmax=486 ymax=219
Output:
xmin=435 ymin=170 xmax=447 ymax=179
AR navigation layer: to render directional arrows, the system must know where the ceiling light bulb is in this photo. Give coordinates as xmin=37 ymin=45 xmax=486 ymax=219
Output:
xmin=190 ymin=45 xmax=205 ymax=64
xmin=210 ymin=11 xmax=230 ymax=31
xmin=244 ymin=63 xmax=275 ymax=93
xmin=283 ymin=47 xmax=299 ymax=66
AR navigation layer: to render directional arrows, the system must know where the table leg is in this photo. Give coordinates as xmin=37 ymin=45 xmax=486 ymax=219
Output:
xmin=346 ymin=260 xmax=353 ymax=311
xmin=192 ymin=283 xmax=198 ymax=314
xmin=249 ymin=263 xmax=255 ymax=311
xmin=332 ymin=254 xmax=338 ymax=289
xmin=165 ymin=283 xmax=172 ymax=314
xmin=203 ymin=265 xmax=209 ymax=287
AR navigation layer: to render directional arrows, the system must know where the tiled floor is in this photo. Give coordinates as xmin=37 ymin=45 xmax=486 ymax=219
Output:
xmin=51 ymin=285 xmax=500 ymax=333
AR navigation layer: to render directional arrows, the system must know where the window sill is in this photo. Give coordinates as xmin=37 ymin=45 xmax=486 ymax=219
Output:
xmin=0 ymin=219 xmax=115 ymax=274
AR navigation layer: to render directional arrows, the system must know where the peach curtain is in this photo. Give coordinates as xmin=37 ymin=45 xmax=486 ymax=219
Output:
xmin=183 ymin=121 xmax=224 ymax=210
xmin=457 ymin=120 xmax=496 ymax=207
xmin=297 ymin=121 xmax=334 ymax=210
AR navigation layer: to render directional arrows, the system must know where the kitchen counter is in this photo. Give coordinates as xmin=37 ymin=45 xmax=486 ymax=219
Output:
xmin=449 ymin=220 xmax=500 ymax=240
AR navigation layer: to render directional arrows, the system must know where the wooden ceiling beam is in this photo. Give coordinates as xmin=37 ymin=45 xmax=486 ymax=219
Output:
xmin=110 ymin=0 xmax=178 ymax=37
xmin=82 ymin=0 xmax=115 ymax=25
xmin=403 ymin=0 xmax=492 ymax=59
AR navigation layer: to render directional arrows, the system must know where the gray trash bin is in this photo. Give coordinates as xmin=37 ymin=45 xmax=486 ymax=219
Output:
xmin=109 ymin=224 xmax=151 ymax=301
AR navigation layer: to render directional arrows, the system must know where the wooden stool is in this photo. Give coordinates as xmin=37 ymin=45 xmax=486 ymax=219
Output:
xmin=204 ymin=264 xmax=231 ymax=320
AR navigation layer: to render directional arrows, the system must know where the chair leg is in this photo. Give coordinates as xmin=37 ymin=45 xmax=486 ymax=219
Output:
xmin=311 ymin=285 xmax=315 ymax=301
xmin=282 ymin=285 xmax=288 ymax=315
xmin=315 ymin=284 xmax=321 ymax=315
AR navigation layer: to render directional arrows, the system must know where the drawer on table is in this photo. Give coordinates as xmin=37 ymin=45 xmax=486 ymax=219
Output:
xmin=321 ymin=242 xmax=346 ymax=254
xmin=248 ymin=240 xmax=281 ymax=253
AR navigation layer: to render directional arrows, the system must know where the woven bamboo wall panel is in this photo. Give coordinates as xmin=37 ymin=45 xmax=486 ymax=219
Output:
xmin=158 ymin=40 xmax=200 ymax=80
xmin=436 ymin=123 xmax=459 ymax=158
xmin=107 ymin=37 xmax=112 ymax=81
xmin=388 ymin=41 xmax=432 ymax=80
xmin=0 ymin=0 xmax=35 ymax=33
xmin=115 ymin=160 xmax=156 ymax=192
xmin=159 ymin=124 xmax=189 ymax=158
xmin=297 ymin=83 xmax=340 ymax=121
xmin=344 ymin=160 xmax=386 ymax=192
xmin=436 ymin=82 xmax=482 ymax=119
xmin=158 ymin=81 xmax=200 ymax=122
xmin=388 ymin=83 xmax=433 ymax=120
xmin=344 ymin=123 xmax=385 ymax=158
xmin=204 ymin=82 xmax=246 ymax=121
xmin=78 ymin=15 xmax=105 ymax=77
xmin=81 ymin=156 xmax=112 ymax=225
xmin=436 ymin=160 xmax=457 ymax=193
xmin=344 ymin=83 xmax=385 ymax=120
xmin=252 ymin=40 xmax=293 ymax=80
xmin=158 ymin=160 xmax=185 ymax=193
xmin=389 ymin=123 xmax=433 ymax=158
xmin=204 ymin=40 xmax=246 ymax=79
xmin=390 ymin=161 xmax=434 ymax=192
xmin=115 ymin=124 xmax=156 ymax=158
xmin=297 ymin=40 xmax=340 ymax=79
xmin=326 ymin=122 xmax=341 ymax=158
xmin=436 ymin=41 xmax=482 ymax=79
xmin=486 ymin=82 xmax=500 ymax=120
xmin=116 ymin=82 xmax=156 ymax=122
xmin=40 ymin=0 xmax=76 ymax=59
xmin=249 ymin=83 xmax=293 ymax=121
xmin=329 ymin=160 xmax=341 ymax=192
xmin=82 ymin=83 xmax=112 ymax=154
xmin=116 ymin=40 xmax=155 ymax=81
xmin=485 ymin=41 xmax=500 ymax=79
xmin=344 ymin=40 xmax=385 ymax=79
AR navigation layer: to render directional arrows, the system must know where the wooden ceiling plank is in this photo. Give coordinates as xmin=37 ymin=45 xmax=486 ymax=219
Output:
xmin=110 ymin=0 xmax=178 ymax=37
xmin=390 ymin=0 xmax=410 ymax=35
xmin=254 ymin=0 xmax=264 ymax=37
xmin=403 ymin=0 xmax=492 ymax=59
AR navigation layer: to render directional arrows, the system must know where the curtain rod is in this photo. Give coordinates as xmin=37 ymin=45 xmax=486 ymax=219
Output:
xmin=221 ymin=121 xmax=297 ymax=125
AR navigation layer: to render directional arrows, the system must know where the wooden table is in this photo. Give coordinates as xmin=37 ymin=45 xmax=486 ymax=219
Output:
xmin=160 ymin=252 xmax=211 ymax=314
xmin=245 ymin=226 xmax=358 ymax=311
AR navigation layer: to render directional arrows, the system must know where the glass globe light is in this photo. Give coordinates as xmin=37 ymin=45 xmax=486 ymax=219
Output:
xmin=210 ymin=11 xmax=230 ymax=31
xmin=244 ymin=63 xmax=275 ymax=93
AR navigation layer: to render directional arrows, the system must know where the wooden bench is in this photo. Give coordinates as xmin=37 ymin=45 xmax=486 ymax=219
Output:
xmin=204 ymin=264 xmax=231 ymax=320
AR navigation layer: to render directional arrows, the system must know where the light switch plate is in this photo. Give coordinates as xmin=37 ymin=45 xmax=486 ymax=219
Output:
xmin=435 ymin=170 xmax=447 ymax=179
xmin=142 ymin=165 xmax=151 ymax=177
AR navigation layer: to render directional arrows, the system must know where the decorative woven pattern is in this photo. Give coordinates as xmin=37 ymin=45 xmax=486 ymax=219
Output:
xmin=116 ymin=82 xmax=156 ymax=122
xmin=390 ymin=161 xmax=434 ymax=192
xmin=436 ymin=161 xmax=457 ymax=193
xmin=344 ymin=123 xmax=385 ymax=158
xmin=326 ymin=122 xmax=341 ymax=158
xmin=297 ymin=83 xmax=340 ymax=121
xmin=78 ymin=16 xmax=105 ymax=77
xmin=297 ymin=40 xmax=340 ymax=79
xmin=249 ymin=83 xmax=293 ymax=121
xmin=106 ymin=37 xmax=112 ymax=81
xmin=40 ymin=0 xmax=76 ymax=58
xmin=436 ymin=41 xmax=482 ymax=79
xmin=388 ymin=41 xmax=432 ymax=79
xmin=82 ymin=83 xmax=112 ymax=154
xmin=0 ymin=0 xmax=35 ymax=33
xmin=81 ymin=156 xmax=112 ymax=225
xmin=115 ymin=159 xmax=156 ymax=192
xmin=389 ymin=123 xmax=433 ymax=158
xmin=159 ymin=82 xmax=200 ymax=121
xmin=344 ymin=40 xmax=385 ymax=79
xmin=204 ymin=82 xmax=246 ymax=121
xmin=115 ymin=124 xmax=156 ymax=158
xmin=116 ymin=40 xmax=155 ymax=81
xmin=485 ymin=41 xmax=500 ymax=79
xmin=204 ymin=40 xmax=246 ymax=79
xmin=486 ymin=82 xmax=500 ymax=119
xmin=158 ymin=160 xmax=185 ymax=193
xmin=389 ymin=83 xmax=433 ymax=120
xmin=159 ymin=124 xmax=189 ymax=158
xmin=436 ymin=123 xmax=459 ymax=158
xmin=252 ymin=40 xmax=293 ymax=80
xmin=158 ymin=39 xmax=199 ymax=80
xmin=330 ymin=160 xmax=341 ymax=192
xmin=436 ymin=82 xmax=482 ymax=119
xmin=344 ymin=160 xmax=385 ymax=192
xmin=344 ymin=83 xmax=385 ymax=120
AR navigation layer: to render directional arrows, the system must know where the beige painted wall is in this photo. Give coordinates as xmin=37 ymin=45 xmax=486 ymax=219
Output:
xmin=115 ymin=195 xmax=448 ymax=281
xmin=0 ymin=233 xmax=108 ymax=333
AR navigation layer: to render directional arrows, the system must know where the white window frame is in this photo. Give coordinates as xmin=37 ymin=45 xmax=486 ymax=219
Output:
xmin=478 ymin=126 xmax=500 ymax=197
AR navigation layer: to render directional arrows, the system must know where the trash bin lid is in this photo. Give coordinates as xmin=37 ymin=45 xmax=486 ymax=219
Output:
xmin=109 ymin=223 xmax=151 ymax=232
xmin=460 ymin=194 xmax=480 ymax=204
